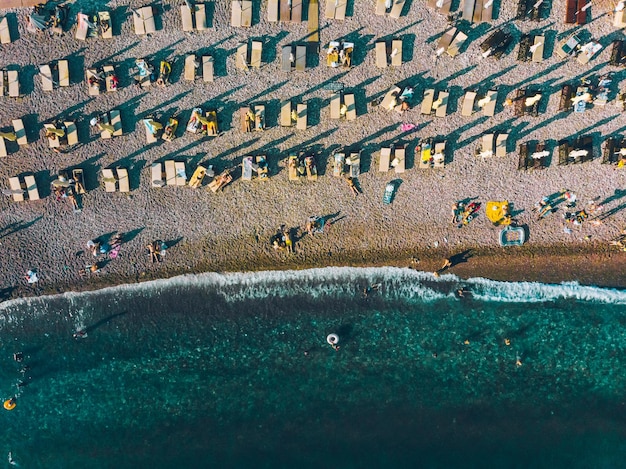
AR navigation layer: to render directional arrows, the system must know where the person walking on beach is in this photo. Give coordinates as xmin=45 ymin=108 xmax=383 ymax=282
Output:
xmin=434 ymin=258 xmax=453 ymax=277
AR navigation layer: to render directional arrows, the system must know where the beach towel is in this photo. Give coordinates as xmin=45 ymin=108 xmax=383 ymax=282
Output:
xmin=109 ymin=243 xmax=121 ymax=259
xmin=401 ymin=123 xmax=417 ymax=132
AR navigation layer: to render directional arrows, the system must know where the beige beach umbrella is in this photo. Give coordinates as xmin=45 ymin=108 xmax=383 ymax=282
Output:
xmin=0 ymin=131 xmax=17 ymax=141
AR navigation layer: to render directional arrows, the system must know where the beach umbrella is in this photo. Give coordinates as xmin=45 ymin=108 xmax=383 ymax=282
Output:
xmin=0 ymin=131 xmax=17 ymax=141
xmin=2 ymin=189 xmax=24 ymax=196
xmin=29 ymin=12 xmax=48 ymax=31
xmin=51 ymin=178 xmax=71 ymax=188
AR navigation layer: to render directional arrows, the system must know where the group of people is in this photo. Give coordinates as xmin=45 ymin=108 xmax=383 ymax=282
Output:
xmin=271 ymin=225 xmax=293 ymax=252
xmin=147 ymin=240 xmax=167 ymax=263
xmin=81 ymin=233 xmax=123 ymax=276
xmin=451 ymin=201 xmax=481 ymax=228
xmin=610 ymin=227 xmax=626 ymax=251
xmin=52 ymin=178 xmax=81 ymax=213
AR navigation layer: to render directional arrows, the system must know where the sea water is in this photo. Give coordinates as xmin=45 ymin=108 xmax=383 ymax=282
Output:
xmin=0 ymin=267 xmax=625 ymax=468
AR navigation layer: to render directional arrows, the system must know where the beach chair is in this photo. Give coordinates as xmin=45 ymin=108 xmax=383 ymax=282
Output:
xmin=151 ymin=163 xmax=165 ymax=187
xmin=39 ymin=65 xmax=54 ymax=92
xmin=181 ymin=5 xmax=194 ymax=31
xmin=242 ymin=156 xmax=254 ymax=180
xmin=447 ymin=31 xmax=467 ymax=57
xmin=389 ymin=0 xmax=405 ymax=19
xmin=7 ymin=70 xmax=18 ymax=98
xmin=204 ymin=111 xmax=218 ymax=136
xmin=616 ymin=10 xmax=626 ymax=28
xmin=436 ymin=28 xmax=455 ymax=56
xmin=117 ymin=168 xmax=130 ymax=193
xmin=295 ymin=45 xmax=306 ymax=71
xmin=565 ymin=0 xmax=577 ymax=24
xmin=72 ymin=168 xmax=86 ymax=194
xmin=292 ymin=0 xmax=303 ymax=21
xmin=344 ymin=93 xmax=356 ymax=121
xmin=391 ymin=39 xmax=402 ymax=66
xmin=62 ymin=121 xmax=77 ymax=146
xmin=518 ymin=142 xmax=529 ymax=170
xmin=86 ymin=68 xmax=100 ymax=96
xmin=375 ymin=42 xmax=387 ymax=68
xmin=421 ymin=89 xmax=435 ymax=115
xmin=280 ymin=0 xmax=291 ymax=21
xmin=483 ymin=90 xmax=497 ymax=117
xmin=184 ymin=55 xmax=196 ymax=81
xmin=44 ymin=124 xmax=61 ymax=148
xmin=254 ymin=105 xmax=265 ymax=131
xmin=517 ymin=34 xmax=531 ymax=61
xmin=194 ymin=3 xmax=207 ymax=30
xmin=380 ymin=85 xmax=401 ymax=111
xmin=12 ymin=119 xmax=26 ymax=146
xmin=345 ymin=152 xmax=359 ymax=177
xmin=379 ymin=147 xmax=391 ymax=172
xmin=433 ymin=142 xmax=446 ymax=169
xmin=281 ymin=101 xmax=292 ymax=127
xmin=202 ymin=56 xmax=213 ymax=82
xmin=58 ymin=60 xmax=69 ymax=87
xmin=102 ymin=168 xmax=117 ymax=192
xmin=188 ymin=165 xmax=206 ymax=188
xmin=532 ymin=36 xmax=544 ymax=62
xmin=75 ymin=13 xmax=89 ymax=40
xmin=103 ymin=65 xmax=116 ymax=92
xmin=330 ymin=92 xmax=341 ymax=119
xmin=164 ymin=160 xmax=177 ymax=186
xmin=496 ymin=134 xmax=508 ymax=157
xmin=333 ymin=152 xmax=346 ymax=177
xmin=8 ymin=177 xmax=23 ymax=201
xmin=162 ymin=117 xmax=178 ymax=142
xmin=99 ymin=11 xmax=113 ymax=38
xmin=268 ymin=0 xmax=279 ymax=21
xmin=232 ymin=1 xmax=253 ymax=27
xmin=478 ymin=134 xmax=494 ymax=158
xmin=110 ymin=110 xmax=122 ymax=137
xmin=23 ymin=174 xmax=38 ymax=200
xmin=419 ymin=140 xmax=432 ymax=169
xmin=325 ymin=0 xmax=347 ymax=19
xmin=236 ymin=43 xmax=249 ymax=70
xmin=434 ymin=91 xmax=448 ymax=117
xmin=305 ymin=156 xmax=317 ymax=181
xmin=297 ymin=103 xmax=307 ymax=130
xmin=288 ymin=155 xmax=299 ymax=181
xmin=428 ymin=0 xmax=452 ymax=13
xmin=0 ymin=17 xmax=10 ymax=44
xmin=393 ymin=147 xmax=405 ymax=173
xmin=0 ymin=70 xmax=5 ymax=96
xmin=250 ymin=41 xmax=262 ymax=68
xmin=240 ymin=107 xmax=254 ymax=132
xmin=282 ymin=45 xmax=294 ymax=71
xmin=256 ymin=156 xmax=269 ymax=180
xmin=137 ymin=6 xmax=156 ymax=35
xmin=461 ymin=91 xmax=476 ymax=116
xmin=482 ymin=0 xmax=494 ymax=21
xmin=462 ymin=0 xmax=476 ymax=21
xmin=174 ymin=162 xmax=187 ymax=186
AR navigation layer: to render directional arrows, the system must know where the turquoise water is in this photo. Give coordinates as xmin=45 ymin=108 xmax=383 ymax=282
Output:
xmin=1 ymin=268 xmax=626 ymax=468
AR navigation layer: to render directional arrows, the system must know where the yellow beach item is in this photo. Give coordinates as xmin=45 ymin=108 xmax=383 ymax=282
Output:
xmin=4 ymin=398 xmax=16 ymax=410
xmin=486 ymin=200 xmax=511 ymax=226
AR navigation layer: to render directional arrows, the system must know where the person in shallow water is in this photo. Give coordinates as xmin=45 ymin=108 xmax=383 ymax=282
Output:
xmin=13 ymin=352 xmax=23 ymax=363
xmin=363 ymin=283 xmax=382 ymax=297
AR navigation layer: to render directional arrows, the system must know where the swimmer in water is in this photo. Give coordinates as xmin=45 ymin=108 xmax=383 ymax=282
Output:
xmin=8 ymin=451 xmax=18 ymax=466
xmin=456 ymin=287 xmax=471 ymax=298
xmin=363 ymin=283 xmax=382 ymax=297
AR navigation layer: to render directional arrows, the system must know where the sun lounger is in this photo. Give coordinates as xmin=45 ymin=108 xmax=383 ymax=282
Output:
xmin=44 ymin=124 xmax=61 ymax=148
xmin=305 ymin=156 xmax=317 ymax=181
xmin=0 ymin=136 xmax=6 ymax=157
xmin=295 ymin=45 xmax=306 ymax=71
xmin=281 ymin=101 xmax=292 ymax=127
xmin=389 ymin=0 xmax=405 ymax=19
xmin=461 ymin=91 xmax=476 ymax=116
xmin=117 ymin=168 xmax=130 ymax=193
xmin=242 ymin=156 xmax=254 ymax=180
xmin=76 ymin=13 xmax=89 ymax=40
xmin=433 ymin=142 xmax=445 ymax=168
xmin=8 ymin=177 xmax=23 ymax=201
xmin=565 ymin=0 xmax=577 ymax=24
xmin=434 ymin=91 xmax=448 ymax=117
xmin=110 ymin=110 xmax=122 ymax=137
xmin=447 ymin=31 xmax=467 ymax=57
xmin=181 ymin=5 xmax=194 ymax=32
xmin=202 ymin=56 xmax=213 ymax=82
xmin=393 ymin=147 xmax=405 ymax=173
xmin=72 ymin=168 xmax=86 ymax=194
xmin=0 ymin=70 xmax=5 ymax=96
xmin=184 ymin=55 xmax=196 ymax=81
xmin=518 ymin=142 xmax=529 ymax=170
xmin=103 ymin=65 xmax=116 ymax=92
xmin=98 ymin=11 xmax=113 ymax=38
xmin=391 ymin=39 xmax=402 ymax=66
xmin=144 ymin=119 xmax=158 ymax=144
xmin=0 ymin=17 xmax=10 ymax=44
xmin=138 ymin=6 xmax=156 ymax=35
xmin=7 ymin=70 xmax=18 ymax=97
xmin=268 ymin=0 xmax=279 ymax=21
xmin=421 ymin=89 xmax=435 ymax=115
xmin=479 ymin=134 xmax=494 ymax=158
xmin=419 ymin=140 xmax=432 ymax=168
xmin=174 ymin=162 xmax=187 ymax=186
xmin=86 ymin=68 xmax=100 ymax=96
xmin=282 ymin=46 xmax=293 ymax=71
xmin=292 ymin=0 xmax=303 ymax=21
xmin=308 ymin=0 xmax=319 ymax=41
xmin=375 ymin=0 xmax=387 ymax=15
xmin=102 ymin=168 xmax=117 ymax=192
xmin=12 ymin=119 xmax=26 ymax=145
xmin=57 ymin=60 xmax=69 ymax=87
xmin=376 ymin=42 xmax=387 ymax=68
xmin=379 ymin=147 xmax=391 ymax=172
xmin=436 ymin=28 xmax=455 ymax=56
xmin=330 ymin=92 xmax=341 ymax=119
xmin=236 ymin=43 xmax=249 ymax=70
xmin=280 ymin=0 xmax=291 ymax=21
xmin=462 ymin=0 xmax=476 ymax=21
xmin=532 ymin=35 xmax=544 ymax=62
xmin=164 ymin=160 xmax=177 ymax=186
xmin=232 ymin=1 xmax=252 ymax=27
xmin=344 ymin=93 xmax=356 ymax=121
xmin=333 ymin=152 xmax=345 ymax=177
xmin=188 ymin=165 xmax=206 ymax=188
xmin=347 ymin=152 xmax=360 ymax=177
xmin=483 ymin=90 xmax=497 ymax=116
xmin=250 ymin=41 xmax=262 ymax=68
xmin=325 ymin=0 xmax=347 ymax=19
xmin=381 ymin=85 xmax=401 ymax=111
xmin=483 ymin=0 xmax=494 ymax=21
xmin=297 ymin=103 xmax=307 ymax=130
xmin=151 ymin=163 xmax=165 ymax=187
xmin=39 ymin=65 xmax=53 ymax=92
xmin=496 ymin=134 xmax=508 ymax=157
xmin=192 ymin=4 xmax=206 ymax=30
xmin=25 ymin=178 xmax=39 ymax=200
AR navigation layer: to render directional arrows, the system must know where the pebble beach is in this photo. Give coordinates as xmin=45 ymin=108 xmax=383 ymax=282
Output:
xmin=0 ymin=0 xmax=625 ymax=298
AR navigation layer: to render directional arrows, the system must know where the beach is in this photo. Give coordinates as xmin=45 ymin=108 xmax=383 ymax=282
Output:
xmin=0 ymin=0 xmax=625 ymax=299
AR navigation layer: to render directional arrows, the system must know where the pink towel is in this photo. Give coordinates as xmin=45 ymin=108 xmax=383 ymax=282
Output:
xmin=401 ymin=123 xmax=417 ymax=132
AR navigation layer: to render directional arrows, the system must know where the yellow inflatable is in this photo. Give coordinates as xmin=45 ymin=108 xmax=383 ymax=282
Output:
xmin=486 ymin=200 xmax=512 ymax=226
xmin=4 ymin=398 xmax=16 ymax=411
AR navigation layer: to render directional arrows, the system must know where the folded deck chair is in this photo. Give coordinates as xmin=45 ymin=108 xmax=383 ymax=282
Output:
xmin=184 ymin=55 xmax=196 ymax=81
xmin=202 ymin=56 xmax=213 ymax=82
xmin=419 ymin=141 xmax=432 ymax=169
xmin=40 ymin=65 xmax=54 ymax=92
xmin=348 ymin=152 xmax=360 ymax=177
xmin=99 ymin=12 xmax=113 ymax=38
xmin=164 ymin=160 xmax=177 ymax=186
xmin=8 ymin=177 xmax=23 ymax=201
xmin=44 ymin=124 xmax=61 ymax=148
xmin=188 ymin=165 xmax=206 ymax=188
xmin=379 ymin=147 xmax=391 ymax=172
xmin=462 ymin=91 xmax=476 ymax=116
xmin=436 ymin=28 xmax=456 ymax=56
xmin=393 ymin=147 xmax=406 ymax=173
xmin=297 ymin=103 xmax=307 ymax=130
xmin=479 ymin=134 xmax=494 ymax=158
xmin=181 ymin=5 xmax=194 ymax=31
xmin=434 ymin=91 xmax=448 ymax=117
xmin=0 ymin=17 xmax=10 ymax=44
xmin=143 ymin=6 xmax=156 ymax=34
xmin=232 ymin=1 xmax=252 ymax=27
xmin=76 ymin=13 xmax=89 ymax=40
xmin=482 ymin=90 xmax=497 ymax=116
xmin=531 ymin=35 xmax=544 ymax=62
xmin=281 ymin=100 xmax=292 ymax=127
xmin=333 ymin=152 xmax=345 ymax=177
xmin=102 ymin=168 xmax=117 ymax=192
xmin=268 ymin=0 xmax=279 ymax=21
xmin=344 ymin=93 xmax=356 ymax=120
xmin=495 ymin=134 xmax=508 ymax=157
xmin=86 ymin=68 xmax=100 ymax=96
xmin=175 ymin=162 xmax=187 ymax=186
xmin=103 ymin=65 xmax=116 ymax=92
xmin=389 ymin=0 xmax=405 ymax=19
xmin=250 ymin=41 xmax=262 ymax=68
xmin=330 ymin=92 xmax=341 ymax=119
xmin=292 ymin=0 xmax=303 ymax=21
xmin=58 ymin=60 xmax=69 ymax=87
xmin=281 ymin=45 xmax=293 ymax=71
xmin=7 ymin=70 xmax=18 ymax=97
xmin=381 ymin=86 xmax=401 ymax=111
xmin=12 ymin=119 xmax=26 ymax=145
xmin=375 ymin=42 xmax=387 ymax=68
xmin=462 ymin=0 xmax=476 ymax=21
xmin=242 ymin=156 xmax=254 ymax=180
xmin=447 ymin=31 xmax=467 ymax=57
xmin=280 ymin=0 xmax=291 ymax=21
xmin=421 ymin=89 xmax=435 ymax=115
xmin=151 ymin=163 xmax=165 ymax=187
xmin=236 ymin=43 xmax=249 ymax=70
xmin=391 ymin=39 xmax=402 ymax=66
xmin=433 ymin=142 xmax=445 ymax=168
xmin=295 ymin=45 xmax=306 ymax=71
xmin=117 ymin=168 xmax=130 ymax=193
xmin=288 ymin=155 xmax=299 ymax=181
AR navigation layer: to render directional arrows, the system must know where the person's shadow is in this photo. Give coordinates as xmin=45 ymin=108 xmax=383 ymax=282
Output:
xmin=448 ymin=250 xmax=473 ymax=268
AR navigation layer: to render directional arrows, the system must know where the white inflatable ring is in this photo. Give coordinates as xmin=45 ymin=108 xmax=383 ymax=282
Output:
xmin=327 ymin=333 xmax=339 ymax=345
